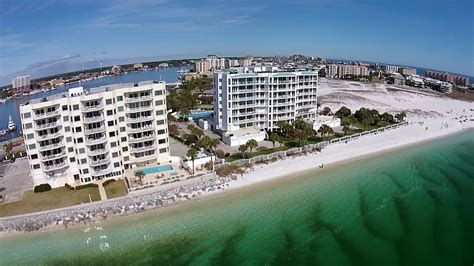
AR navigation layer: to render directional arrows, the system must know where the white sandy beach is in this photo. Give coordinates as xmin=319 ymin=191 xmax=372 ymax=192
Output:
xmin=225 ymin=79 xmax=474 ymax=191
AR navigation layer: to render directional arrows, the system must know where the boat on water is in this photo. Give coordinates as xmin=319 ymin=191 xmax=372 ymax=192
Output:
xmin=7 ymin=116 xmax=16 ymax=131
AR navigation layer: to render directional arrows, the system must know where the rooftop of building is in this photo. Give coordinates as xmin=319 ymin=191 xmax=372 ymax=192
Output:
xmin=217 ymin=65 xmax=318 ymax=76
xmin=23 ymin=80 xmax=164 ymax=106
xmin=223 ymin=127 xmax=265 ymax=138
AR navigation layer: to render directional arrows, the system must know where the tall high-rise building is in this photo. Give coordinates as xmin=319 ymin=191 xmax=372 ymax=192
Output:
xmin=195 ymin=55 xmax=226 ymax=72
xmin=12 ymin=75 xmax=31 ymax=94
xmin=213 ymin=66 xmax=318 ymax=141
xmin=20 ymin=81 xmax=170 ymax=188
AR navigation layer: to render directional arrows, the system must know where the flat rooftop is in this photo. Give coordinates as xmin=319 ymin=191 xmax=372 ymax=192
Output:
xmin=24 ymin=80 xmax=164 ymax=106
xmin=224 ymin=127 xmax=265 ymax=137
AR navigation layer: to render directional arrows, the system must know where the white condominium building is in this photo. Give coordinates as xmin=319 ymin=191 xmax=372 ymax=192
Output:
xmin=195 ymin=55 xmax=226 ymax=72
xmin=213 ymin=66 xmax=318 ymax=134
xmin=326 ymin=64 xmax=369 ymax=78
xmin=20 ymin=81 xmax=170 ymax=188
xmin=382 ymin=65 xmax=400 ymax=73
xmin=12 ymin=75 xmax=31 ymax=94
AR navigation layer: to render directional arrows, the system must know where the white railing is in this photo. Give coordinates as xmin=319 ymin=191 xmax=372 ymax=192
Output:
xmin=44 ymin=162 xmax=68 ymax=171
xmin=35 ymin=120 xmax=61 ymax=130
xmin=128 ymin=134 xmax=156 ymax=143
xmin=130 ymin=144 xmax=157 ymax=152
xmin=84 ymin=126 xmax=105 ymax=134
xmin=128 ymin=125 xmax=154 ymax=133
xmin=82 ymin=104 xmax=103 ymax=112
xmin=125 ymin=95 xmax=152 ymax=103
xmin=88 ymin=148 xmax=108 ymax=156
xmin=41 ymin=150 xmax=66 ymax=161
xmin=89 ymin=157 xmax=111 ymax=167
xmin=39 ymin=142 xmax=64 ymax=151
xmin=83 ymin=115 xmax=104 ymax=123
xmin=37 ymin=132 xmax=62 ymax=141
xmin=86 ymin=136 xmax=107 ymax=145
xmin=34 ymin=110 xmax=60 ymax=119
xmin=127 ymin=116 xmax=154 ymax=123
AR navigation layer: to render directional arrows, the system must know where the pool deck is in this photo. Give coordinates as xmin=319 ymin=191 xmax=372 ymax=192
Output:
xmin=125 ymin=162 xmax=210 ymax=188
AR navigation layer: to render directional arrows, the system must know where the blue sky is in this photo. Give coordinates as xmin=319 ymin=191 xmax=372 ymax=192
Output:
xmin=0 ymin=0 xmax=473 ymax=85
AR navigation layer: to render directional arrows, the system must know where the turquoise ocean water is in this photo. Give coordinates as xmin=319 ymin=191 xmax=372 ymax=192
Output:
xmin=0 ymin=130 xmax=473 ymax=265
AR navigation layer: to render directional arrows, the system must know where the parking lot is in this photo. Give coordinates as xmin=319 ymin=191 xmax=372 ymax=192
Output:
xmin=0 ymin=157 xmax=33 ymax=203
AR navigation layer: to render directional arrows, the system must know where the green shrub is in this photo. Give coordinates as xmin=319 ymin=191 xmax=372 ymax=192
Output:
xmin=75 ymin=183 xmax=98 ymax=190
xmin=34 ymin=183 xmax=52 ymax=193
xmin=102 ymin=179 xmax=116 ymax=187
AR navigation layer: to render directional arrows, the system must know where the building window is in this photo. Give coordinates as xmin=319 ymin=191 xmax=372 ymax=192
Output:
xmin=120 ymin=127 xmax=125 ymax=132
xmin=81 ymin=158 xmax=87 ymax=164
xmin=68 ymin=147 xmax=74 ymax=152
xmin=155 ymin=110 xmax=164 ymax=116
xmin=79 ymin=148 xmax=85 ymax=154
xmin=75 ymin=126 xmax=82 ymax=132
xmin=107 ymin=110 xmax=113 ymax=116
xmin=110 ymin=142 xmax=117 ymax=147
xmin=124 ymin=156 xmax=129 ymax=162
xmin=112 ymin=152 xmax=118 ymax=158
xmin=23 ymin=112 xmax=31 ymax=118
xmin=122 ymin=146 xmax=128 ymax=152
xmin=106 ymin=99 xmax=112 ymax=105
xmin=65 ymin=126 xmax=71 ymax=132
xmin=157 ymin=129 xmax=165 ymax=135
xmin=63 ymin=116 xmax=69 ymax=122
xmin=28 ymin=144 xmax=36 ymax=150
xmin=74 ymin=174 xmax=79 ymax=180
xmin=73 ymin=104 xmax=79 ymax=110
xmin=33 ymin=164 xmax=40 ymax=169
xmin=117 ymin=96 xmax=123 ymax=102
xmin=109 ymin=132 xmax=116 ymax=137
xmin=158 ymin=138 xmax=166 ymax=144
xmin=159 ymin=148 xmax=167 ymax=154
xmin=121 ymin=137 xmax=127 ymax=142
xmin=30 ymin=154 xmax=38 ymax=160
xmin=156 ymin=120 xmax=164 ymax=125
xmin=114 ymin=162 xmax=120 ymax=168
xmin=83 ymin=169 xmax=89 ymax=174
xmin=108 ymin=121 xmax=114 ymax=127
xmin=155 ymin=90 xmax=163 ymax=96
xmin=118 ymin=106 xmax=124 ymax=112
xmin=62 ymin=105 xmax=68 ymax=111
xmin=66 ymin=137 xmax=72 ymax=143
xmin=74 ymin=116 xmax=80 ymax=122
xmin=77 ymin=137 xmax=83 ymax=143
xmin=70 ymin=157 xmax=76 ymax=162
xmin=25 ymin=123 xmax=32 ymax=129
xmin=27 ymin=133 xmax=34 ymax=139
xmin=155 ymin=100 xmax=163 ymax=106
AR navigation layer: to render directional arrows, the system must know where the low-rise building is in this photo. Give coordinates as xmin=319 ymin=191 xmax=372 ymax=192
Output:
xmin=308 ymin=116 xmax=341 ymax=131
xmin=180 ymin=149 xmax=215 ymax=171
xmin=19 ymin=81 xmax=170 ymax=188
xmin=399 ymin=67 xmax=416 ymax=76
xmin=326 ymin=64 xmax=369 ymax=78
xmin=426 ymin=70 xmax=470 ymax=87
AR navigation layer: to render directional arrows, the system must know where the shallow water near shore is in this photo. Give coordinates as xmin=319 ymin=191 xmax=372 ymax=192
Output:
xmin=0 ymin=130 xmax=473 ymax=265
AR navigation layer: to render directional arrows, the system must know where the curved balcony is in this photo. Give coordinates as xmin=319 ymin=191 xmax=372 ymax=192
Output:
xmin=35 ymin=120 xmax=62 ymax=130
xmin=130 ymin=153 xmax=157 ymax=163
xmin=38 ymin=142 xmax=64 ymax=152
xmin=88 ymin=148 xmax=108 ymax=156
xmin=125 ymin=95 xmax=152 ymax=103
xmin=128 ymin=134 xmax=155 ymax=144
xmin=41 ymin=150 xmax=66 ymax=161
xmin=127 ymin=105 xmax=153 ymax=112
xmin=82 ymin=103 xmax=104 ymax=112
xmin=37 ymin=132 xmax=63 ymax=141
xmin=84 ymin=126 xmax=106 ymax=134
xmin=91 ymin=165 xmax=113 ymax=177
xmin=85 ymin=136 xmax=107 ymax=145
xmin=130 ymin=143 xmax=157 ymax=153
xmin=127 ymin=124 xmax=154 ymax=133
xmin=89 ymin=157 xmax=111 ymax=167
xmin=126 ymin=116 xmax=154 ymax=123
xmin=43 ymin=162 xmax=68 ymax=172
xmin=83 ymin=115 xmax=105 ymax=124
xmin=34 ymin=110 xmax=60 ymax=119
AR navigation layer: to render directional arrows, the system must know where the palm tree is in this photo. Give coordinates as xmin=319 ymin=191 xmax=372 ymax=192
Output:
xmin=187 ymin=125 xmax=204 ymax=139
xmin=179 ymin=108 xmax=191 ymax=117
xmin=186 ymin=148 xmax=199 ymax=174
xmin=294 ymin=117 xmax=307 ymax=130
xmin=134 ymin=170 xmax=145 ymax=186
xmin=207 ymin=138 xmax=220 ymax=154
xmin=2 ymin=142 xmax=13 ymax=159
xmin=269 ymin=133 xmax=279 ymax=151
xmin=276 ymin=121 xmax=291 ymax=137
xmin=246 ymin=139 xmax=258 ymax=155
xmin=238 ymin=144 xmax=248 ymax=159
xmin=318 ymin=124 xmax=333 ymax=140
xmin=300 ymin=127 xmax=314 ymax=147
xmin=342 ymin=125 xmax=350 ymax=135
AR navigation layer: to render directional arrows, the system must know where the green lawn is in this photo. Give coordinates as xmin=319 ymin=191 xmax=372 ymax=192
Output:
xmin=104 ymin=180 xmax=128 ymax=199
xmin=0 ymin=187 xmax=101 ymax=217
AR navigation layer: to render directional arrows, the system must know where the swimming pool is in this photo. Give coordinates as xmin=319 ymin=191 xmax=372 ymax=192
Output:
xmin=181 ymin=112 xmax=213 ymax=119
xmin=137 ymin=165 xmax=173 ymax=175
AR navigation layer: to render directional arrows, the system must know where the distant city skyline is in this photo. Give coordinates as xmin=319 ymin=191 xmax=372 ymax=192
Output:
xmin=1 ymin=0 xmax=473 ymax=85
